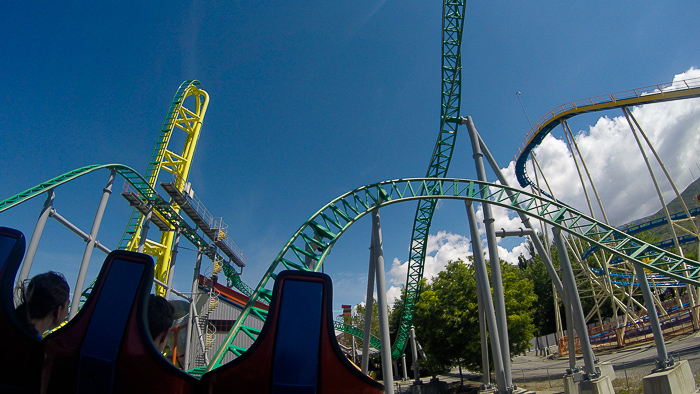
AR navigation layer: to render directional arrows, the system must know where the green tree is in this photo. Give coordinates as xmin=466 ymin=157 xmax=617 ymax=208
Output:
xmin=412 ymin=259 xmax=537 ymax=378
xmin=353 ymin=299 xmax=383 ymax=351
xmin=519 ymin=244 xmax=557 ymax=335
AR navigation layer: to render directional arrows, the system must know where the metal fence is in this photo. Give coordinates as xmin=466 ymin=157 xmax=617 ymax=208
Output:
xmin=559 ymin=305 xmax=698 ymax=356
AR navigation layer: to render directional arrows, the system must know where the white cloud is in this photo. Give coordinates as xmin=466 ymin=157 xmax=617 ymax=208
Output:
xmin=383 ymin=68 xmax=700 ymax=304
xmin=386 ymin=285 xmax=403 ymax=304
xmin=498 ymin=242 xmax=531 ymax=265
xmin=474 ymin=200 xmax=527 ymax=242
xmin=387 ymin=230 xmax=472 ymax=287
xmin=506 ymin=67 xmax=700 ymax=227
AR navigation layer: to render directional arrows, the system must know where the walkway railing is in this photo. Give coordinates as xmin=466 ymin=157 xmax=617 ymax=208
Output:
xmin=517 ymin=76 xmax=700 ymax=156
xmin=559 ymin=304 xmax=699 ymax=355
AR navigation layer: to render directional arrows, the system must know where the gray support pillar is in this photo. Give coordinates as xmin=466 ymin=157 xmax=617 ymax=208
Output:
xmin=49 ymin=210 xmax=111 ymax=255
xmin=410 ymin=326 xmax=420 ymax=384
xmin=402 ymin=354 xmax=408 ymax=381
xmin=352 ymin=333 xmax=357 ymax=365
xmin=477 ymin=290 xmax=491 ymax=388
xmin=465 ymin=117 xmax=512 ymax=388
xmin=372 ymin=206 xmax=394 ymax=394
xmin=184 ymin=250 xmax=204 ymax=371
xmin=466 ymin=201 xmax=507 ymax=392
xmin=69 ymin=170 xmax=115 ymax=319
xmin=137 ymin=207 xmax=153 ymax=254
xmin=164 ymin=230 xmax=181 ymax=299
xmin=561 ymin=275 xmax=577 ymax=372
xmin=362 ymin=235 xmax=376 ymax=374
xmin=633 ymin=263 xmax=672 ymax=370
xmin=553 ymin=228 xmax=597 ymax=378
xmin=17 ymin=189 xmax=55 ymax=288
xmin=473 ymin=125 xmax=565 ymax=298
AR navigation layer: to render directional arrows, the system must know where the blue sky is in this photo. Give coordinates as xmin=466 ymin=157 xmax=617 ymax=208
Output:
xmin=2 ymin=1 xmax=700 ymax=314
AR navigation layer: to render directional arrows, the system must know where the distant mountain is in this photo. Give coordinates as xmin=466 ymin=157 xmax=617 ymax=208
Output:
xmin=620 ymin=177 xmax=700 ymax=255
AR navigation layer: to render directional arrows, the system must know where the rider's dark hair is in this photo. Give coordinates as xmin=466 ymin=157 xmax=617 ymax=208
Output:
xmin=15 ymin=271 xmax=70 ymax=333
xmin=148 ymin=294 xmax=174 ymax=340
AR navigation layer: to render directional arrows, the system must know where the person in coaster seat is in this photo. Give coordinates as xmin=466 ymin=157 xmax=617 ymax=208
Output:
xmin=148 ymin=294 xmax=174 ymax=353
xmin=15 ymin=271 xmax=69 ymax=339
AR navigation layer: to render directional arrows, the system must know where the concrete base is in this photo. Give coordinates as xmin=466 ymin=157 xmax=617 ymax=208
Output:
xmin=579 ymin=376 xmax=615 ymax=394
xmin=597 ymin=363 xmax=616 ymax=381
xmin=643 ymin=359 xmax=697 ymax=394
xmin=563 ymin=375 xmax=615 ymax=394
xmin=409 ymin=379 xmax=449 ymax=394
xmin=563 ymin=375 xmax=577 ymax=394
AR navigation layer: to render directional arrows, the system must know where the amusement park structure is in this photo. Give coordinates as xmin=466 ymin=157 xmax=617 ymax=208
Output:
xmin=2 ymin=1 xmax=700 ymax=393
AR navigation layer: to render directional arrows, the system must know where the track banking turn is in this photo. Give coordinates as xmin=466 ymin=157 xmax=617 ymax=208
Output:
xmin=514 ymin=77 xmax=700 ymax=192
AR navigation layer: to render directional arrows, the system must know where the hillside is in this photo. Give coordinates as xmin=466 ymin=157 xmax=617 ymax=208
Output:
xmin=621 ymin=177 xmax=700 ymax=256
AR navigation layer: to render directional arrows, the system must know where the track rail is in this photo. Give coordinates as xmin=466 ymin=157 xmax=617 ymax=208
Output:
xmin=392 ymin=0 xmax=467 ymax=360
xmin=0 ymin=164 xmax=235 ymax=273
xmin=206 ymin=177 xmax=700 ymax=372
xmin=333 ymin=321 xmax=382 ymax=351
xmin=204 ymin=0 xmax=469 ymax=368
xmin=514 ymin=77 xmax=700 ymax=190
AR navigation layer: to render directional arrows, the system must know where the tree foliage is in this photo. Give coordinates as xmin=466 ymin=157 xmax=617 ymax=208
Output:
xmin=411 ymin=259 xmax=536 ymax=373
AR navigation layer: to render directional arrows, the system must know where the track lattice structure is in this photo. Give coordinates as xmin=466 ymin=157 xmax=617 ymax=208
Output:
xmin=204 ymin=177 xmax=700 ymax=372
xmin=0 ymin=164 xmax=225 ymax=265
xmin=514 ymin=77 xmax=700 ymax=193
xmin=203 ymin=0 xmax=469 ymax=369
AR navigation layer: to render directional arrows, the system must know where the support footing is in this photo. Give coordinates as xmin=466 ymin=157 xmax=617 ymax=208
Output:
xmin=643 ymin=359 xmax=697 ymax=394
xmin=564 ymin=375 xmax=614 ymax=394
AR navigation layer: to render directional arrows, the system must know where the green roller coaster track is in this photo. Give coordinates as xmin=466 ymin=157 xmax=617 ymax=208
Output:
xmin=117 ymin=79 xmax=203 ymax=251
xmin=393 ymin=0 xmax=466 ymax=360
xmin=0 ymin=164 xmax=241 ymax=285
xmin=204 ymin=177 xmax=700 ymax=373
xmin=333 ymin=321 xmax=382 ymax=351
xmin=201 ymin=0 xmax=469 ymax=372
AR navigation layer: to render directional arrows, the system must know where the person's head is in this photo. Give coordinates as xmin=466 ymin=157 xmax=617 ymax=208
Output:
xmin=148 ymin=294 xmax=174 ymax=352
xmin=16 ymin=271 xmax=70 ymax=336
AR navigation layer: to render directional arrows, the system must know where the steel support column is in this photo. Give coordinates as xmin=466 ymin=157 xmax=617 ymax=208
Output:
xmin=466 ymin=201 xmax=507 ymax=392
xmin=402 ymin=354 xmax=408 ymax=381
xmin=165 ymin=229 xmax=181 ymax=299
xmin=362 ymin=230 xmax=377 ymax=374
xmin=465 ymin=117 xmax=512 ymax=389
xmin=184 ymin=250 xmax=204 ymax=371
xmin=410 ymin=326 xmax=420 ymax=385
xmin=137 ymin=207 xmax=153 ymax=253
xmin=372 ymin=205 xmax=394 ymax=394
xmin=476 ymin=282 xmax=491 ymax=389
xmin=553 ymin=228 xmax=597 ymax=378
xmin=17 ymin=189 xmax=55 ymax=289
xmin=69 ymin=170 xmax=115 ymax=319
xmin=633 ymin=263 xmax=673 ymax=370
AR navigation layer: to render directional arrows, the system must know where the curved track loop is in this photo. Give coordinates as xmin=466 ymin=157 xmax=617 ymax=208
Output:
xmin=118 ymin=80 xmax=205 ymax=250
xmin=514 ymin=77 xmax=700 ymax=191
xmin=118 ymin=80 xmax=210 ymax=295
xmin=581 ymin=206 xmax=700 ymax=261
xmin=0 ymin=164 xmax=229 ymax=269
xmin=333 ymin=321 xmax=382 ymax=351
xmin=393 ymin=0 xmax=467 ymax=360
xmin=208 ymin=177 xmax=700 ymax=371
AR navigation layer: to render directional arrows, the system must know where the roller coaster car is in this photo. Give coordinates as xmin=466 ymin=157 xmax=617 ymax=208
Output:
xmin=41 ymin=250 xmax=200 ymax=394
xmin=0 ymin=227 xmax=43 ymax=393
xmin=201 ymin=270 xmax=384 ymax=394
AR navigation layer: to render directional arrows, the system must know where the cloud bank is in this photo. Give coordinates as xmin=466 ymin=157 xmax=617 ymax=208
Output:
xmin=386 ymin=68 xmax=700 ymax=303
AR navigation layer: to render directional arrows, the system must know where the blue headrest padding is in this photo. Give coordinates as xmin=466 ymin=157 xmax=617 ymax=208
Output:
xmin=77 ymin=259 xmax=145 ymax=393
xmin=271 ymin=279 xmax=323 ymax=393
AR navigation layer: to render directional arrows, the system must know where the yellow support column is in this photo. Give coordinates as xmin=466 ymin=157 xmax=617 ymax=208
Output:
xmin=126 ymin=81 xmax=209 ymax=296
